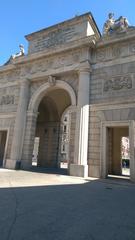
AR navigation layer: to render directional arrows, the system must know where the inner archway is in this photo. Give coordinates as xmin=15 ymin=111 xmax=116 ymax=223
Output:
xmin=32 ymin=88 xmax=71 ymax=168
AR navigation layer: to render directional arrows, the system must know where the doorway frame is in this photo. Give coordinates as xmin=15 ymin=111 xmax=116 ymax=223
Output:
xmin=100 ymin=120 xmax=135 ymax=181
xmin=0 ymin=128 xmax=9 ymax=167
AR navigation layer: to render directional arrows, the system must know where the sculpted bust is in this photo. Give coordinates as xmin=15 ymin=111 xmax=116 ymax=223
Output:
xmin=103 ymin=13 xmax=129 ymax=35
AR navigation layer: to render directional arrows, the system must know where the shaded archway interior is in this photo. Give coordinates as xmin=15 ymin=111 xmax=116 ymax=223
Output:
xmin=107 ymin=126 xmax=130 ymax=177
xmin=34 ymin=88 xmax=71 ymax=168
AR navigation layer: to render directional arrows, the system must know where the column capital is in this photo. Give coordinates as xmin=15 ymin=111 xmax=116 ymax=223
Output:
xmin=27 ymin=110 xmax=39 ymax=118
xmin=78 ymin=61 xmax=92 ymax=74
xmin=19 ymin=78 xmax=30 ymax=87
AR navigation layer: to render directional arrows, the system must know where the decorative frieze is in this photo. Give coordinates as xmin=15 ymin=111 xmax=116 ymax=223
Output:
xmin=129 ymin=43 xmax=135 ymax=53
xmin=25 ymin=50 xmax=80 ymax=77
xmin=112 ymin=46 xmax=121 ymax=58
xmin=103 ymin=75 xmax=132 ymax=92
xmin=96 ymin=49 xmax=106 ymax=61
xmin=0 ymin=95 xmax=14 ymax=105
xmin=95 ymin=41 xmax=135 ymax=63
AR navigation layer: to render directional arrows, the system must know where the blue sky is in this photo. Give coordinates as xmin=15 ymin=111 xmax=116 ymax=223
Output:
xmin=0 ymin=0 xmax=135 ymax=65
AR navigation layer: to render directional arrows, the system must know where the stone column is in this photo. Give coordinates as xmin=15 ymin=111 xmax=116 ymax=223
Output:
xmin=21 ymin=111 xmax=38 ymax=169
xmin=69 ymin=65 xmax=90 ymax=177
xmin=129 ymin=120 xmax=135 ymax=182
xmin=6 ymin=79 xmax=30 ymax=169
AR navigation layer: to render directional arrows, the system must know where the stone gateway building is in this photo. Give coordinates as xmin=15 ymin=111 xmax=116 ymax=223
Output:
xmin=0 ymin=12 xmax=135 ymax=181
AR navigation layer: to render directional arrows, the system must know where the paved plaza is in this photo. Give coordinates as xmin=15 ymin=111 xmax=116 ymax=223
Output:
xmin=0 ymin=169 xmax=135 ymax=240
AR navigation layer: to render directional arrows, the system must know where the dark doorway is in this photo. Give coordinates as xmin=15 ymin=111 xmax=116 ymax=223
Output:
xmin=0 ymin=131 xmax=7 ymax=167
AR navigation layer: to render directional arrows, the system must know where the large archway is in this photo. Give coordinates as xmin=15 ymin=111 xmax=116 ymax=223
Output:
xmin=21 ymin=80 xmax=76 ymax=170
xmin=33 ymin=88 xmax=71 ymax=168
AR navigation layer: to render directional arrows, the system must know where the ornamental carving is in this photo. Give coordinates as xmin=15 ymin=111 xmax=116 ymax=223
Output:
xmin=48 ymin=76 xmax=56 ymax=86
xmin=96 ymin=49 xmax=106 ymax=61
xmin=0 ymin=95 xmax=14 ymax=105
xmin=103 ymin=76 xmax=132 ymax=92
xmin=112 ymin=46 xmax=121 ymax=58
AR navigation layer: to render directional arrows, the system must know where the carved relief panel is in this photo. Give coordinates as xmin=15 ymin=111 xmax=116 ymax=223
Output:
xmin=103 ymin=75 xmax=133 ymax=92
xmin=21 ymin=49 xmax=81 ymax=79
xmin=0 ymin=86 xmax=19 ymax=112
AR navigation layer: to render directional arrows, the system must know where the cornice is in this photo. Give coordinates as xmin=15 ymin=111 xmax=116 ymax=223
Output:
xmin=90 ymin=99 xmax=135 ymax=111
xmin=97 ymin=28 xmax=135 ymax=48
xmin=0 ymin=36 xmax=96 ymax=74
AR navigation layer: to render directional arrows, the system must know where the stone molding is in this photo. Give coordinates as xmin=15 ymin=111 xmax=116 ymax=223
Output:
xmin=27 ymin=110 xmax=39 ymax=118
xmin=0 ymin=36 xmax=95 ymax=74
xmin=93 ymin=54 xmax=135 ymax=69
xmin=77 ymin=61 xmax=92 ymax=74
xmin=0 ymin=81 xmax=19 ymax=89
xmin=28 ymin=80 xmax=77 ymax=112
xmin=0 ymin=113 xmax=15 ymax=118
xmin=90 ymin=100 xmax=135 ymax=111
xmin=97 ymin=29 xmax=135 ymax=48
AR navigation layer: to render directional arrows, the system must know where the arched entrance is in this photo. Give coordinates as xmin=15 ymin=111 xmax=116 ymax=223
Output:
xmin=24 ymin=80 xmax=76 ymax=170
xmin=33 ymin=88 xmax=71 ymax=168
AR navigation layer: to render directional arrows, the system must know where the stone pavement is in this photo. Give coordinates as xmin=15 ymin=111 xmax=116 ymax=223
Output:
xmin=0 ymin=169 xmax=135 ymax=240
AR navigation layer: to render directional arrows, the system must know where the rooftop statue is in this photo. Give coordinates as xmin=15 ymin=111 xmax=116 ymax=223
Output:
xmin=11 ymin=44 xmax=25 ymax=59
xmin=4 ymin=44 xmax=25 ymax=65
xmin=103 ymin=13 xmax=129 ymax=35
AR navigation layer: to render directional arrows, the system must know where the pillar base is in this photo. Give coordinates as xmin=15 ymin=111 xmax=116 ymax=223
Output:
xmin=88 ymin=165 xmax=100 ymax=178
xmin=69 ymin=164 xmax=88 ymax=178
xmin=5 ymin=159 xmax=21 ymax=170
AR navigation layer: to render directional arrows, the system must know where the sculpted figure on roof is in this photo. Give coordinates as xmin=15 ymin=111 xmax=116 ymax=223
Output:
xmin=4 ymin=44 xmax=25 ymax=65
xmin=11 ymin=44 xmax=25 ymax=59
xmin=103 ymin=13 xmax=129 ymax=35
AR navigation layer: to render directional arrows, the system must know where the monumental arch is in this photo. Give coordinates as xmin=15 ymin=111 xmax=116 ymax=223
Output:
xmin=0 ymin=12 xmax=135 ymax=181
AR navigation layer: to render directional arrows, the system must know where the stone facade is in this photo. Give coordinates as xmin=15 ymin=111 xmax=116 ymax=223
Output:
xmin=1 ymin=12 xmax=135 ymax=181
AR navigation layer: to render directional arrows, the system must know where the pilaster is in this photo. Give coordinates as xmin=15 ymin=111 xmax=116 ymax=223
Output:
xmin=6 ymin=79 xmax=30 ymax=169
xmin=69 ymin=62 xmax=91 ymax=177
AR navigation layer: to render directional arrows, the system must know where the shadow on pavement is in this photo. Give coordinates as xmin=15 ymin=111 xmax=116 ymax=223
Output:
xmin=0 ymin=178 xmax=135 ymax=240
xmin=28 ymin=166 xmax=68 ymax=176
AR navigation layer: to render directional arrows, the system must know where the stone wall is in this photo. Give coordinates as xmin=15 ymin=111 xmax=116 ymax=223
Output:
xmin=90 ymin=65 xmax=135 ymax=104
xmin=87 ymin=35 xmax=135 ymax=178
xmin=90 ymin=37 xmax=135 ymax=104
xmin=88 ymin=110 xmax=100 ymax=177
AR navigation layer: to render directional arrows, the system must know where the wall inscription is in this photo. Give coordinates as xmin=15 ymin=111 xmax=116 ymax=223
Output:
xmin=103 ymin=76 xmax=132 ymax=92
xmin=0 ymin=95 xmax=14 ymax=105
xmin=35 ymin=26 xmax=77 ymax=50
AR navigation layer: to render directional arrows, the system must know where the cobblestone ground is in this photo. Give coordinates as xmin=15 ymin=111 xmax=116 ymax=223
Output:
xmin=0 ymin=168 xmax=135 ymax=240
